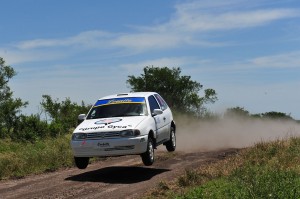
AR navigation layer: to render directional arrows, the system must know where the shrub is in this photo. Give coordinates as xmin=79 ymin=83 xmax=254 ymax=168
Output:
xmin=178 ymin=169 xmax=203 ymax=187
xmin=11 ymin=114 xmax=49 ymax=142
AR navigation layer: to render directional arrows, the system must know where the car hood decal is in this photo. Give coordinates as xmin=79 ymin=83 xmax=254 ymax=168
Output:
xmin=74 ymin=116 xmax=147 ymax=133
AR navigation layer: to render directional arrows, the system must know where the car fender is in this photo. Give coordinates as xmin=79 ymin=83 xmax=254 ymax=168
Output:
xmin=136 ymin=116 xmax=157 ymax=139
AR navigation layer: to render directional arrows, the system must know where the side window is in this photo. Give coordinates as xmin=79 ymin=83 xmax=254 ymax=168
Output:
xmin=148 ymin=95 xmax=160 ymax=114
xmin=154 ymin=94 xmax=168 ymax=111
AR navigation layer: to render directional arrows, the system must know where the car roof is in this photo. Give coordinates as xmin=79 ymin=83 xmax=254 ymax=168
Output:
xmin=99 ymin=92 xmax=158 ymax=100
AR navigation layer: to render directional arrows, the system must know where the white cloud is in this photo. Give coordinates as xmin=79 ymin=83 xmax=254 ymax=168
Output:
xmin=10 ymin=1 xmax=299 ymax=53
xmin=141 ymin=0 xmax=299 ymax=33
xmin=1 ymin=0 xmax=299 ymax=65
xmin=251 ymin=51 xmax=300 ymax=68
xmin=0 ymin=48 xmax=66 ymax=65
xmin=111 ymin=33 xmax=182 ymax=51
xmin=196 ymin=51 xmax=300 ymax=72
xmin=107 ymin=1 xmax=300 ymax=51
xmin=16 ymin=30 xmax=113 ymax=50
xmin=167 ymin=0 xmax=299 ymax=32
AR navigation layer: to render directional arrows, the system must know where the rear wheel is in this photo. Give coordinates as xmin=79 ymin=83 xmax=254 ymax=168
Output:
xmin=74 ymin=157 xmax=89 ymax=169
xmin=165 ymin=126 xmax=176 ymax=152
xmin=141 ymin=137 xmax=154 ymax=166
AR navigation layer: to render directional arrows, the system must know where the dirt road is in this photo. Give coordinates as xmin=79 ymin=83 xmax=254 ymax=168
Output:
xmin=0 ymin=148 xmax=237 ymax=199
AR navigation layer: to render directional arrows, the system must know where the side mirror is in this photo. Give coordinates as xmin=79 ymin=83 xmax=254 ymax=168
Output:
xmin=152 ymin=109 xmax=163 ymax=116
xmin=78 ymin=114 xmax=86 ymax=125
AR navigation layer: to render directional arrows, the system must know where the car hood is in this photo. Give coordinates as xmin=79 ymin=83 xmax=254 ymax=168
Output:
xmin=74 ymin=116 xmax=147 ymax=133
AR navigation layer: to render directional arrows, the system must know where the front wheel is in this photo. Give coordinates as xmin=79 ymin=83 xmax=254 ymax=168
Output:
xmin=141 ymin=137 xmax=154 ymax=166
xmin=165 ymin=127 xmax=176 ymax=152
xmin=74 ymin=157 xmax=89 ymax=169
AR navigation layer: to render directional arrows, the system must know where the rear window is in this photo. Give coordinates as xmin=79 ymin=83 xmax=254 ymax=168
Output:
xmin=154 ymin=94 xmax=168 ymax=111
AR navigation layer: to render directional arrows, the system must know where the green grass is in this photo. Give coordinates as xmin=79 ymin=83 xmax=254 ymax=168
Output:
xmin=178 ymin=166 xmax=300 ymax=199
xmin=148 ymin=137 xmax=300 ymax=199
xmin=0 ymin=134 xmax=74 ymax=180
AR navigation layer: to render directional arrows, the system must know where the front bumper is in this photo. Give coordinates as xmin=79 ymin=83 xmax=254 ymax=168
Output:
xmin=71 ymin=135 xmax=148 ymax=157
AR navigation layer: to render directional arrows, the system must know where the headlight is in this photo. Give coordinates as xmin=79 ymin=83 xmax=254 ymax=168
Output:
xmin=72 ymin=133 xmax=87 ymax=140
xmin=120 ymin=129 xmax=141 ymax=137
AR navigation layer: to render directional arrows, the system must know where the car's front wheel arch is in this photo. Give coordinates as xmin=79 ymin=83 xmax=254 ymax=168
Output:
xmin=148 ymin=130 xmax=157 ymax=148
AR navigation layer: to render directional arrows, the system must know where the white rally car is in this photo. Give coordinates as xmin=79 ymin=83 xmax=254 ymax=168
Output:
xmin=71 ymin=92 xmax=176 ymax=169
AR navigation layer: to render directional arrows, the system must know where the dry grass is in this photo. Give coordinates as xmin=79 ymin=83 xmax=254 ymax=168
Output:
xmin=0 ymin=135 xmax=74 ymax=180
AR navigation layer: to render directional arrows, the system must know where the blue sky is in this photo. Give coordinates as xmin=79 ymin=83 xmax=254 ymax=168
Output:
xmin=1 ymin=0 xmax=300 ymax=118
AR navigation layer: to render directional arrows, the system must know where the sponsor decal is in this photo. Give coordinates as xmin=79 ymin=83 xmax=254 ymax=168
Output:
xmin=97 ymin=142 xmax=110 ymax=147
xmin=79 ymin=124 xmax=129 ymax=131
xmin=94 ymin=97 xmax=145 ymax=107
xmin=94 ymin=118 xmax=122 ymax=125
xmin=108 ymin=99 xmax=132 ymax=104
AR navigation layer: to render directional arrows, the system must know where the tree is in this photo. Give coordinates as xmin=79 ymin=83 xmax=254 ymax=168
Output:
xmin=41 ymin=95 xmax=91 ymax=135
xmin=127 ymin=66 xmax=217 ymax=116
xmin=261 ymin=111 xmax=293 ymax=120
xmin=0 ymin=57 xmax=28 ymax=138
xmin=224 ymin=107 xmax=250 ymax=118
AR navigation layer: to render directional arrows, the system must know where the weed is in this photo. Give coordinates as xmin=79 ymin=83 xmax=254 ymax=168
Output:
xmin=178 ymin=169 xmax=202 ymax=187
xmin=158 ymin=181 xmax=170 ymax=191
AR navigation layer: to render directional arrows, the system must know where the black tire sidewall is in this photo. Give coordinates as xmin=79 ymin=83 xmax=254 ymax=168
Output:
xmin=74 ymin=157 xmax=89 ymax=169
xmin=141 ymin=137 xmax=154 ymax=166
xmin=166 ymin=127 xmax=176 ymax=152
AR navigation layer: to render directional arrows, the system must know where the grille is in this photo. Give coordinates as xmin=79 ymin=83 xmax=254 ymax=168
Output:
xmin=104 ymin=145 xmax=135 ymax=151
xmin=86 ymin=131 xmax=120 ymax=139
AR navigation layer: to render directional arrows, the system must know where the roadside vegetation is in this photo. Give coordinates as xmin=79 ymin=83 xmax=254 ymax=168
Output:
xmin=0 ymin=135 xmax=73 ymax=179
xmin=148 ymin=136 xmax=300 ymax=198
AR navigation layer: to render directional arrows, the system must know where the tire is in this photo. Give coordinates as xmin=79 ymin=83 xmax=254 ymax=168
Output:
xmin=165 ymin=126 xmax=176 ymax=152
xmin=74 ymin=157 xmax=89 ymax=169
xmin=141 ymin=137 xmax=155 ymax=166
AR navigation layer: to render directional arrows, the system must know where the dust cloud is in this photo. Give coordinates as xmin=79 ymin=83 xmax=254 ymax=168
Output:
xmin=175 ymin=115 xmax=300 ymax=152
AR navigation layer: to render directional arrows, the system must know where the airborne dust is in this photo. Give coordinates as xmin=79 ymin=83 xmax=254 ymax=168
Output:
xmin=175 ymin=115 xmax=300 ymax=152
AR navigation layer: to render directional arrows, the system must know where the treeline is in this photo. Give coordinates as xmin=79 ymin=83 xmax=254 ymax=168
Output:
xmin=0 ymin=57 xmax=90 ymax=142
xmin=224 ymin=106 xmax=295 ymax=121
xmin=2 ymin=95 xmax=90 ymax=142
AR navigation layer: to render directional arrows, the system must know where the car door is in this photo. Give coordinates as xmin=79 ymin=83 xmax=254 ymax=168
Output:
xmin=148 ymin=95 xmax=165 ymax=143
xmin=154 ymin=94 xmax=171 ymax=140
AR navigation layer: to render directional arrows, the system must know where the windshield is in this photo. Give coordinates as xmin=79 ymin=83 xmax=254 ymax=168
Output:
xmin=86 ymin=97 xmax=147 ymax=119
